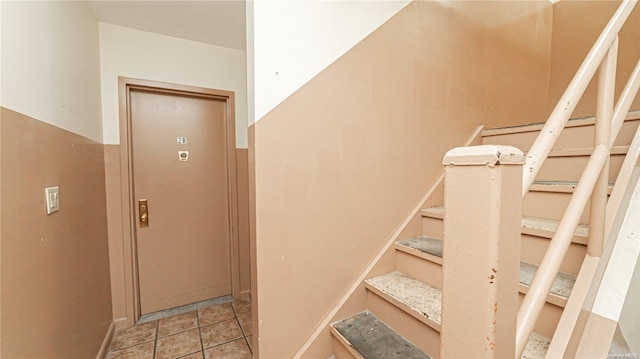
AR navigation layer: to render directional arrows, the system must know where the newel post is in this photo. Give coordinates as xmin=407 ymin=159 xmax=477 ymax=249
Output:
xmin=440 ymin=145 xmax=524 ymax=358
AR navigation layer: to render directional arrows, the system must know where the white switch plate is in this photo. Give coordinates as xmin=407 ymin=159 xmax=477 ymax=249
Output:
xmin=45 ymin=186 xmax=59 ymax=214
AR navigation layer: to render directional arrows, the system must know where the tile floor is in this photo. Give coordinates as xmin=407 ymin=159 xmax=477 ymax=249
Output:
xmin=106 ymin=298 xmax=252 ymax=359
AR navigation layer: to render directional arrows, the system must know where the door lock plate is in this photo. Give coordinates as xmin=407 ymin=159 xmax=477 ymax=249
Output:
xmin=138 ymin=199 xmax=149 ymax=228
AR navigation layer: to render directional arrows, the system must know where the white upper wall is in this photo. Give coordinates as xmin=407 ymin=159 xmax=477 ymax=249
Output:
xmin=1 ymin=1 xmax=103 ymax=143
xmin=99 ymin=22 xmax=248 ymax=147
xmin=250 ymin=0 xmax=411 ymax=124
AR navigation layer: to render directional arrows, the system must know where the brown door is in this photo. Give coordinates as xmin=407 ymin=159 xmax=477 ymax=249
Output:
xmin=130 ymin=88 xmax=231 ymax=314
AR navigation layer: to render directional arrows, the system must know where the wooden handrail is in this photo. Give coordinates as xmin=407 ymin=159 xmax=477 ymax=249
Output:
xmin=611 ymin=58 xmax=640 ymax=144
xmin=521 ymin=0 xmax=636 ymax=197
xmin=515 ymin=1 xmax=638 ymax=357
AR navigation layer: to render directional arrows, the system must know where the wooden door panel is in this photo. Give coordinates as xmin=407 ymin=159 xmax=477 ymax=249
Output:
xmin=131 ymin=89 xmax=230 ymax=314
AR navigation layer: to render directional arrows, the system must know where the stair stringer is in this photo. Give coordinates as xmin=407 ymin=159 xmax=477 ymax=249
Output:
xmin=293 ymin=125 xmax=485 ymax=358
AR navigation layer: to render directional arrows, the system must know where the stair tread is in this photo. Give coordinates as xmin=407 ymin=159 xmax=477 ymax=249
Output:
xmin=521 ymin=215 xmax=588 ymax=237
xmin=523 ymin=332 xmax=551 ymax=359
xmin=397 ymin=236 xmax=443 ymax=258
xmin=422 ymin=206 xmax=589 ymax=238
xmin=364 ymin=271 xmax=550 ymax=358
xmin=530 ymin=180 xmax=613 ymax=194
xmin=481 ymin=110 xmax=640 ymax=137
xmin=332 ymin=311 xmax=432 ymax=359
xmin=366 ymin=271 xmax=442 ymax=325
xmin=519 ymin=262 xmax=576 ymax=299
xmin=395 ymin=236 xmax=576 ymax=299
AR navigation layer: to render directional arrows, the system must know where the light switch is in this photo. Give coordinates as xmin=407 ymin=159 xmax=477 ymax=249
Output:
xmin=45 ymin=186 xmax=59 ymax=214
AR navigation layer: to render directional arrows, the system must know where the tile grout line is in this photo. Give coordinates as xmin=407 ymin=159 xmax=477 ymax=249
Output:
xmin=153 ymin=320 xmax=159 ymax=359
xmin=233 ymin=300 xmax=253 ymax=355
xmin=196 ymin=309 xmax=206 ymax=359
xmin=107 ymin=300 xmax=251 ymax=359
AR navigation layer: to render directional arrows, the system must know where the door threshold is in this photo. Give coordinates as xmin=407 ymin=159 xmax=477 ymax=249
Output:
xmin=136 ymin=294 xmax=233 ymax=324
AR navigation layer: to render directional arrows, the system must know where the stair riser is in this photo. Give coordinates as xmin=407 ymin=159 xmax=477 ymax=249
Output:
xmin=521 ymin=235 xmax=586 ymax=275
xmin=481 ymin=119 xmax=640 ymax=151
xmin=524 ymin=191 xmax=591 ymax=224
xmin=331 ymin=331 xmax=362 ymax=359
xmin=535 ymin=154 xmax=624 ymax=183
xmin=518 ymin=292 xmax=563 ymax=339
xmin=422 ymin=217 xmax=587 ymax=274
xmin=397 ymin=251 xmax=443 ymax=289
xmin=422 ymin=217 xmax=444 ymax=239
xmin=366 ymin=291 xmax=441 ymax=359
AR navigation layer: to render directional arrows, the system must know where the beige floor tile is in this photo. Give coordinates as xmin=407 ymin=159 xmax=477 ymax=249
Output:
xmin=178 ymin=352 xmax=204 ymax=359
xmin=107 ymin=341 xmax=154 ymax=359
xmin=231 ymin=299 xmax=251 ymax=315
xmin=110 ymin=321 xmax=157 ymax=351
xmin=198 ymin=303 xmax=235 ymax=326
xmin=155 ymin=328 xmax=202 ymax=359
xmin=204 ymin=339 xmax=252 ymax=359
xmin=236 ymin=313 xmax=252 ymax=336
xmin=158 ymin=311 xmax=198 ymax=338
xmin=200 ymin=319 xmax=243 ymax=349
xmin=245 ymin=336 xmax=252 ymax=352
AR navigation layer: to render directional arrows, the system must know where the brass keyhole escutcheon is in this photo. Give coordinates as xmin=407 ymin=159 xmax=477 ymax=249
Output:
xmin=138 ymin=199 xmax=149 ymax=228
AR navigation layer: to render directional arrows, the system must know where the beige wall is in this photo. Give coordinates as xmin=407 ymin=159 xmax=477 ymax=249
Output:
xmin=236 ymin=149 xmax=251 ymax=298
xmin=1 ymin=108 xmax=113 ymax=358
xmin=0 ymin=2 xmax=113 ymax=357
xmin=549 ymin=0 xmax=640 ymax=118
xmin=251 ymin=1 xmax=553 ymax=357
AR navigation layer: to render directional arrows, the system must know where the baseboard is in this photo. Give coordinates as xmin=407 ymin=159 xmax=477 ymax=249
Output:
xmin=114 ymin=317 xmax=131 ymax=331
xmin=96 ymin=321 xmax=115 ymax=359
xmin=238 ymin=289 xmax=251 ymax=301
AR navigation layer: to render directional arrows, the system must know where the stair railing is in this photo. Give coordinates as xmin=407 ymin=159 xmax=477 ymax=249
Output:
xmin=515 ymin=1 xmax=640 ymax=357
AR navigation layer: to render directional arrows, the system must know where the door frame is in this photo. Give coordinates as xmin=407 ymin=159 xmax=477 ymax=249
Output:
xmin=118 ymin=77 xmax=240 ymax=322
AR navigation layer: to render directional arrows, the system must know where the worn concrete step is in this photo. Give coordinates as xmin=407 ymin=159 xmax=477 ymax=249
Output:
xmin=530 ymin=180 xmax=613 ymax=194
xmin=519 ymin=262 xmax=577 ymax=308
xmin=420 ymin=207 xmax=587 ymax=274
xmin=421 ymin=206 xmax=589 ymax=244
xmin=331 ymin=311 xmax=432 ymax=359
xmin=520 ymin=215 xmax=588 ymax=245
xmin=364 ymin=271 xmax=550 ymax=358
xmin=395 ymin=236 xmax=576 ymax=307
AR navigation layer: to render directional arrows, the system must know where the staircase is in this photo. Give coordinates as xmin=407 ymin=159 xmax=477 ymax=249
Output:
xmin=328 ymin=114 xmax=640 ymax=359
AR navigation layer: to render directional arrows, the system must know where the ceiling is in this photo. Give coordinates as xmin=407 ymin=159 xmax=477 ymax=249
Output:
xmin=87 ymin=0 xmax=246 ymax=51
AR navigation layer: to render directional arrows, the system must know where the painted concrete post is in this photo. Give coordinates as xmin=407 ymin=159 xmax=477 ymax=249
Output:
xmin=440 ymin=145 xmax=524 ymax=358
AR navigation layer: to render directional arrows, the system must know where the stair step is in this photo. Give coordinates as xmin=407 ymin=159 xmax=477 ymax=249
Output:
xmin=481 ymin=110 xmax=640 ymax=137
xmin=421 ymin=206 xmax=444 ymax=219
xmin=395 ymin=237 xmax=576 ymax=305
xmin=522 ymin=332 xmax=551 ymax=359
xmin=529 ymin=180 xmax=613 ymax=194
xmin=364 ymin=271 xmax=550 ymax=358
xmin=519 ymin=262 xmax=577 ymax=307
xmin=396 ymin=236 xmax=443 ymax=264
xmin=365 ymin=271 xmax=442 ymax=329
xmin=332 ymin=311 xmax=432 ymax=359
xmin=520 ymin=216 xmax=588 ymax=244
xmin=421 ymin=206 xmax=589 ymax=244
xmin=547 ymin=146 xmax=628 ymax=158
